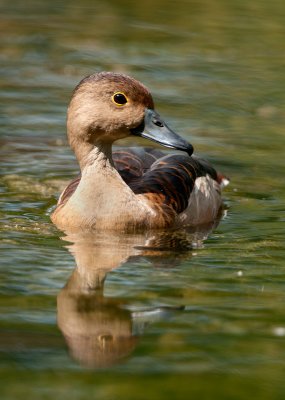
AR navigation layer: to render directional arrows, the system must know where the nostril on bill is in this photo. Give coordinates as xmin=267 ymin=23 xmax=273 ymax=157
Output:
xmin=153 ymin=119 xmax=164 ymax=127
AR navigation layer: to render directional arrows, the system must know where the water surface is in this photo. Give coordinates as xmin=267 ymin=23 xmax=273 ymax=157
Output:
xmin=1 ymin=0 xmax=285 ymax=399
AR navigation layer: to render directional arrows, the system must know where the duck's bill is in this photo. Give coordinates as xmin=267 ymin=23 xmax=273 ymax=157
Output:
xmin=130 ymin=108 xmax=193 ymax=156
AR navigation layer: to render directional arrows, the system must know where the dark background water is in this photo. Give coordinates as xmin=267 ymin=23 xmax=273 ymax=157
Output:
xmin=1 ymin=0 xmax=285 ymax=399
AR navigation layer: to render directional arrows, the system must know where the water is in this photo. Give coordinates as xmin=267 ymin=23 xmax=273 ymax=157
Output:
xmin=1 ymin=0 xmax=285 ymax=398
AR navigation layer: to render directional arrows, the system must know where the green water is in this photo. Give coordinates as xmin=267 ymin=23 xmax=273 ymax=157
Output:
xmin=1 ymin=0 xmax=285 ymax=398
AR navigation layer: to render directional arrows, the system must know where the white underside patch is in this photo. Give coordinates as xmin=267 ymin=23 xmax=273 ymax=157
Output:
xmin=179 ymin=175 xmax=222 ymax=225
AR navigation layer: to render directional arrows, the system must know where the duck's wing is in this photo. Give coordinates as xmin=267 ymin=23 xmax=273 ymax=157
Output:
xmin=112 ymin=147 xmax=164 ymax=184
xmin=126 ymin=154 xmax=200 ymax=214
xmin=113 ymin=148 xmax=220 ymax=214
xmin=123 ymin=152 xmax=228 ymax=225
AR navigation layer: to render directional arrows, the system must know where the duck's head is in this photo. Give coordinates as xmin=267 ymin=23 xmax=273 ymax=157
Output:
xmin=67 ymin=72 xmax=193 ymax=158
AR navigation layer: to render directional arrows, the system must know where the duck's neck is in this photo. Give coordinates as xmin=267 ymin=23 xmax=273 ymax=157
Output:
xmin=65 ymin=142 xmax=155 ymax=230
xmin=73 ymin=140 xmax=114 ymax=171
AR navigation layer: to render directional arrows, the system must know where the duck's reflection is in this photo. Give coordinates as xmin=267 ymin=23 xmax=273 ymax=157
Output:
xmin=57 ymin=220 xmax=221 ymax=368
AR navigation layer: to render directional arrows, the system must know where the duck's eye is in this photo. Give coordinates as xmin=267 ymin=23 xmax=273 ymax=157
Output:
xmin=112 ymin=92 xmax=128 ymax=106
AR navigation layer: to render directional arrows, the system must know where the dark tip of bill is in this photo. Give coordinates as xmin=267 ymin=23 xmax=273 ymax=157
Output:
xmin=185 ymin=143 xmax=194 ymax=156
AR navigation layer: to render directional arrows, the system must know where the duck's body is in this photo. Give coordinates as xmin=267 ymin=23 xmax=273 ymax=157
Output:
xmin=51 ymin=72 xmax=228 ymax=232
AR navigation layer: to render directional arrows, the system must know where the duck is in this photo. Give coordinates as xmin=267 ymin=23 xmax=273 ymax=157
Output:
xmin=51 ymin=71 xmax=229 ymax=232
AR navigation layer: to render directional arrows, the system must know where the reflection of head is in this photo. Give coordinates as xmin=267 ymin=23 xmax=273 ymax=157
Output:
xmin=58 ymin=290 xmax=138 ymax=368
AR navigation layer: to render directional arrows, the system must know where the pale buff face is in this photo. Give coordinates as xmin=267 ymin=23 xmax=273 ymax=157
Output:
xmin=67 ymin=72 xmax=154 ymax=148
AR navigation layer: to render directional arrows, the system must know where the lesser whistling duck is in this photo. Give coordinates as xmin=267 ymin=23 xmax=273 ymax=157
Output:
xmin=51 ymin=72 xmax=229 ymax=232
